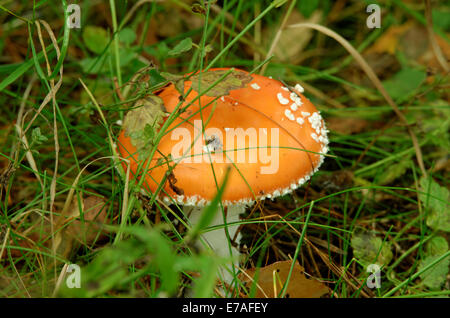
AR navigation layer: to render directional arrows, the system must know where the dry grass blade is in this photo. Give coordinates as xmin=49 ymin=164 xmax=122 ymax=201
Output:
xmin=238 ymin=266 xmax=270 ymax=298
xmin=56 ymin=156 xmax=128 ymax=250
xmin=424 ymin=0 xmax=449 ymax=73
xmin=23 ymin=21 xmax=63 ymax=135
xmin=79 ymin=79 xmax=124 ymax=178
xmin=14 ymin=77 xmax=44 ymax=191
xmin=34 ymin=19 xmax=64 ymax=281
xmin=14 ymin=125 xmax=43 ymax=187
xmin=306 ymin=241 xmax=374 ymax=298
xmin=9 ymin=253 xmax=31 ymax=298
xmin=60 ymin=156 xmax=122 ymax=217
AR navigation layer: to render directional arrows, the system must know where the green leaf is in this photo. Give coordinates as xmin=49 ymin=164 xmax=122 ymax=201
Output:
xmin=0 ymin=44 xmax=56 ymax=92
xmin=58 ymin=225 xmax=222 ymax=297
xmin=382 ymin=68 xmax=426 ymax=102
xmin=150 ymin=69 xmax=170 ymax=87
xmin=418 ymin=236 xmax=449 ymax=290
xmin=422 ymin=106 xmax=450 ymax=152
xmin=160 ymin=71 xmax=185 ymax=94
xmin=144 ymin=42 xmax=170 ymax=63
xmin=418 ymin=255 xmax=450 ymax=290
xmin=351 ymin=229 xmax=393 ymax=266
xmin=118 ymin=47 xmax=138 ymax=67
xmin=425 ymin=236 xmax=448 ymax=257
xmin=132 ymin=227 xmax=179 ymax=294
xmin=31 ymin=127 xmax=48 ymax=144
xmin=82 ymin=26 xmax=110 ymax=54
xmin=168 ymin=38 xmax=193 ymax=56
xmin=419 ymin=176 xmax=450 ymax=232
xmin=190 ymin=69 xmax=253 ymax=97
xmin=191 ymin=256 xmax=220 ymax=297
xmin=79 ymin=55 xmax=109 ymax=74
xmin=118 ymin=27 xmax=136 ymax=45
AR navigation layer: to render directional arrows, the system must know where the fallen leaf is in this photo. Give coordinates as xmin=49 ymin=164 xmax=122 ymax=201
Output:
xmin=190 ymin=69 xmax=253 ymax=97
xmin=417 ymin=237 xmax=449 ymax=290
xmin=419 ymin=176 xmax=450 ymax=233
xmin=54 ymin=195 xmax=110 ymax=258
xmin=82 ymin=26 xmax=110 ymax=55
xmin=382 ymin=67 xmax=427 ymax=102
xmin=168 ymin=38 xmax=193 ymax=56
xmin=418 ymin=255 xmax=450 ymax=290
xmin=351 ymin=229 xmax=393 ymax=266
xmin=1 ymin=195 xmax=110 ymax=261
xmin=398 ymin=25 xmax=429 ymax=60
xmin=123 ymin=95 xmax=168 ymax=160
xmin=160 ymin=72 xmax=186 ymax=95
xmin=0 ymin=225 xmax=41 ymax=260
xmin=239 ymin=260 xmax=329 ymax=298
xmin=425 ymin=236 xmax=448 ymax=256
xmin=65 ymin=196 xmax=109 ymax=243
xmin=377 ymin=155 xmax=412 ymax=185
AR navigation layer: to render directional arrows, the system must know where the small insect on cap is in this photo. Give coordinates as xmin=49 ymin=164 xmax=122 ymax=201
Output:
xmin=117 ymin=68 xmax=329 ymax=206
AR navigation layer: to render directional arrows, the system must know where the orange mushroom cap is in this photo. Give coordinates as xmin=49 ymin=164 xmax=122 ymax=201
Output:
xmin=117 ymin=68 xmax=329 ymax=206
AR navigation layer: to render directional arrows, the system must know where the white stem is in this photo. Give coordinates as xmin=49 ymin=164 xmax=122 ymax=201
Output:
xmin=187 ymin=205 xmax=245 ymax=286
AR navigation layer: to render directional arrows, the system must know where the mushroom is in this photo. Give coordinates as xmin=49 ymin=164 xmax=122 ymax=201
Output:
xmin=117 ymin=68 xmax=329 ymax=291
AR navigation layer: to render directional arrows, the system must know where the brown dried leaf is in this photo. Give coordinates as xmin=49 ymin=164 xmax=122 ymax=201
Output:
xmin=54 ymin=195 xmax=109 ymax=258
xmin=2 ymin=195 xmax=108 ymax=261
xmin=190 ymin=69 xmax=253 ymax=97
xmin=239 ymin=260 xmax=329 ymax=298
xmin=123 ymin=95 xmax=167 ymax=159
xmin=160 ymin=72 xmax=185 ymax=95
xmin=365 ymin=22 xmax=414 ymax=55
xmin=65 ymin=196 xmax=109 ymax=242
xmin=398 ymin=26 xmax=429 ymax=60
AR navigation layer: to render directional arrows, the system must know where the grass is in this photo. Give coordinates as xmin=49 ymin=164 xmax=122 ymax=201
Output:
xmin=0 ymin=0 xmax=449 ymax=298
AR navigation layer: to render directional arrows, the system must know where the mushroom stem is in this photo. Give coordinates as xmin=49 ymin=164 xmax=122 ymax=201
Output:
xmin=187 ymin=204 xmax=244 ymax=287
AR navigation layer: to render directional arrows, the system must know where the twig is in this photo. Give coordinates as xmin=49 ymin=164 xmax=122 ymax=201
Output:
xmin=0 ymin=227 xmax=10 ymax=261
xmin=52 ymin=263 xmax=69 ymax=297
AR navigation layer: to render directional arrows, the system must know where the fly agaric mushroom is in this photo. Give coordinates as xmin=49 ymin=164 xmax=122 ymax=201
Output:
xmin=117 ymin=68 xmax=329 ymax=286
